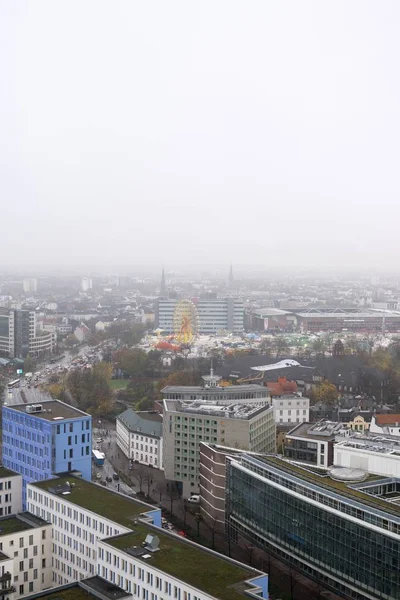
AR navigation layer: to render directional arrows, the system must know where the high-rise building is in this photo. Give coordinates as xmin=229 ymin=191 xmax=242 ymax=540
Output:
xmin=80 ymin=277 xmax=93 ymax=292
xmin=0 ymin=308 xmax=54 ymax=358
xmin=23 ymin=278 xmax=38 ymax=294
xmin=0 ymin=308 xmax=35 ymax=358
xmin=162 ymin=373 xmax=275 ymax=496
xmin=156 ymin=297 xmax=244 ymax=334
xmin=159 ymin=267 xmax=167 ymax=298
xmin=226 ymin=454 xmax=400 ymax=600
xmin=2 ymin=400 xmax=92 ymax=507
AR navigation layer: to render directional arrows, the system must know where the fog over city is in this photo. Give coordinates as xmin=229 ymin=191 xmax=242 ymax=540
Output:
xmin=1 ymin=1 xmax=400 ymax=273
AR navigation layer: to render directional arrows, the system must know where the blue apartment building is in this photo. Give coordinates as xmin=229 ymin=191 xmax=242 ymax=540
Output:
xmin=2 ymin=400 xmax=92 ymax=506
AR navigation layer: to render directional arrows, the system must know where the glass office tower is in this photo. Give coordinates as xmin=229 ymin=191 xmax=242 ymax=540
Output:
xmin=226 ymin=455 xmax=400 ymax=600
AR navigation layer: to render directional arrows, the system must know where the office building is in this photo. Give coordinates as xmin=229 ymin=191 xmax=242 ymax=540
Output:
xmin=116 ymin=409 xmax=163 ymax=469
xmin=80 ymin=277 xmax=93 ymax=292
xmin=163 ymin=384 xmax=275 ymax=496
xmin=0 ymin=513 xmax=52 ymax=599
xmin=27 ymin=475 xmax=269 ymax=598
xmin=284 ymin=420 xmax=343 ymax=468
xmin=0 ymin=309 xmax=54 ymax=359
xmin=334 ymin=432 xmax=400 ymax=478
xmin=271 ymin=393 xmax=309 ymax=425
xmin=199 ymin=442 xmax=267 ymax=530
xmin=2 ymin=400 xmax=92 ymax=507
xmin=23 ymin=278 xmax=38 ymax=294
xmin=156 ymin=297 xmax=244 ymax=334
xmin=226 ymin=454 xmax=400 ymax=600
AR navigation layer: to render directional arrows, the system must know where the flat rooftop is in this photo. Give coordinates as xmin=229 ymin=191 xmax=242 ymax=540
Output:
xmin=162 ymin=384 xmax=268 ymax=395
xmin=8 ymin=400 xmax=89 ymax=421
xmin=0 ymin=515 xmax=44 ymax=535
xmin=32 ymin=476 xmax=155 ymax=529
xmin=23 ymin=577 xmax=129 ymax=600
xmin=286 ymin=420 xmax=343 ymax=440
xmin=258 ymin=456 xmax=400 ymax=519
xmin=107 ymin=524 xmax=260 ymax=600
xmin=0 ymin=466 xmax=19 ymax=479
xmin=166 ymin=399 xmax=270 ymax=419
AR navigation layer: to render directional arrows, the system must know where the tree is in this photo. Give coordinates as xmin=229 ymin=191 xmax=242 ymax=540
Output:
xmin=312 ymin=338 xmax=326 ymax=357
xmin=314 ymin=380 xmax=338 ymax=405
xmin=131 ymin=464 xmax=147 ymax=494
xmin=273 ymin=337 xmax=290 ymax=358
xmin=66 ymin=362 xmax=113 ymax=415
xmin=113 ymin=348 xmax=148 ymax=378
xmin=154 ymin=481 xmax=167 ymax=504
xmin=23 ymin=355 xmax=36 ymax=373
xmin=204 ymin=516 xmax=219 ymax=550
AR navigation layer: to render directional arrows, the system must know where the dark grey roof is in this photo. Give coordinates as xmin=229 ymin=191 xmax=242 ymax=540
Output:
xmin=117 ymin=409 xmax=162 ymax=437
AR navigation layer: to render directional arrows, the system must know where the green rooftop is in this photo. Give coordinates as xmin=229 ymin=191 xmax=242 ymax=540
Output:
xmin=24 ymin=588 xmax=101 ymax=600
xmin=0 ymin=466 xmax=19 ymax=479
xmin=32 ymin=476 xmax=155 ymax=528
xmin=258 ymin=456 xmax=400 ymax=519
xmin=106 ymin=524 xmax=260 ymax=600
xmin=0 ymin=517 xmax=35 ymax=535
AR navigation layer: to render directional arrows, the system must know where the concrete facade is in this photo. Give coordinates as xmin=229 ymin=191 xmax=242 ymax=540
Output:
xmin=163 ymin=398 xmax=275 ymax=497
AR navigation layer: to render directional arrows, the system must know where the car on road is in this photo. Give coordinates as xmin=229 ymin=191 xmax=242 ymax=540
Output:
xmin=187 ymin=495 xmax=201 ymax=504
xmin=95 ymin=438 xmax=103 ymax=444
xmin=112 ymin=473 xmax=119 ymax=481
xmin=100 ymin=480 xmax=107 ymax=486
xmin=106 ymin=477 xmax=112 ymax=483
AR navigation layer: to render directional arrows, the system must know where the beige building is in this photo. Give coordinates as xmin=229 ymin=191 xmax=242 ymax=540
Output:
xmin=163 ymin=397 xmax=275 ymax=497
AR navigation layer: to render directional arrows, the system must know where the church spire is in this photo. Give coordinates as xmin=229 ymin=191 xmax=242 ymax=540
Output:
xmin=160 ymin=267 xmax=167 ymax=298
xmin=228 ymin=263 xmax=234 ymax=287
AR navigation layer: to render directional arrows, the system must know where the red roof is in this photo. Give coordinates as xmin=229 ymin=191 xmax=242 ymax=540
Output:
xmin=267 ymin=377 xmax=298 ymax=397
xmin=375 ymin=414 xmax=400 ymax=425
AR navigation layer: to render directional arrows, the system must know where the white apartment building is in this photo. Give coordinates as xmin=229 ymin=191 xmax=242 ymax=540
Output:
xmin=334 ymin=432 xmax=400 ymax=478
xmin=23 ymin=279 xmax=38 ymax=294
xmin=0 ymin=513 xmax=52 ymax=599
xmin=271 ymin=393 xmax=310 ymax=425
xmin=116 ymin=410 xmax=163 ymax=470
xmin=26 ymin=474 xmax=269 ymax=600
xmin=0 ymin=468 xmax=23 ymax=517
xmin=163 ymin=397 xmax=275 ymax=497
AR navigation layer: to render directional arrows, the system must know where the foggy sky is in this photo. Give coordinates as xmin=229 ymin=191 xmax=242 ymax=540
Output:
xmin=1 ymin=1 xmax=400 ymax=273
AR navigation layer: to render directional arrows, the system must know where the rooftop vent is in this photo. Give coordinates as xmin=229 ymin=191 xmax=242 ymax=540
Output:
xmin=26 ymin=404 xmax=43 ymax=414
xmin=144 ymin=534 xmax=160 ymax=552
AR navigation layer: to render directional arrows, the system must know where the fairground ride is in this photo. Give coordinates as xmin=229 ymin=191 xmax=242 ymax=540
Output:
xmin=173 ymin=299 xmax=199 ymax=345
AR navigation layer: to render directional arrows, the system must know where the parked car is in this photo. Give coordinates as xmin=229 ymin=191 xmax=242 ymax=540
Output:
xmin=113 ymin=473 xmax=119 ymax=481
xmin=187 ymin=495 xmax=200 ymax=504
xmin=106 ymin=476 xmax=112 ymax=483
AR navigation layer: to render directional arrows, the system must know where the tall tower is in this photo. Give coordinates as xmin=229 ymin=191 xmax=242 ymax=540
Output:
xmin=228 ymin=264 xmax=234 ymax=287
xmin=160 ymin=267 xmax=167 ymax=298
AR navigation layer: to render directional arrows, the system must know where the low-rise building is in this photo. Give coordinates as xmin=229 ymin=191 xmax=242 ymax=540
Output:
xmin=284 ymin=420 xmax=343 ymax=468
xmin=271 ymin=393 xmax=310 ymax=425
xmin=334 ymin=432 xmax=400 ymax=478
xmin=116 ymin=409 xmax=163 ymax=469
xmin=370 ymin=414 xmax=400 ymax=436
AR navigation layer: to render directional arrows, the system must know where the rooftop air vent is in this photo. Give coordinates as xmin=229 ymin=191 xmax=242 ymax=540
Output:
xmin=144 ymin=534 xmax=160 ymax=552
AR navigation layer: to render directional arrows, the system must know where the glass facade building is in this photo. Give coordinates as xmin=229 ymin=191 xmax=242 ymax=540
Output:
xmin=226 ymin=455 xmax=400 ymax=600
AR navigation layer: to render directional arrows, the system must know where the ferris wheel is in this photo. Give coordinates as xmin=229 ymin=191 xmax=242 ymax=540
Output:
xmin=173 ymin=299 xmax=199 ymax=345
